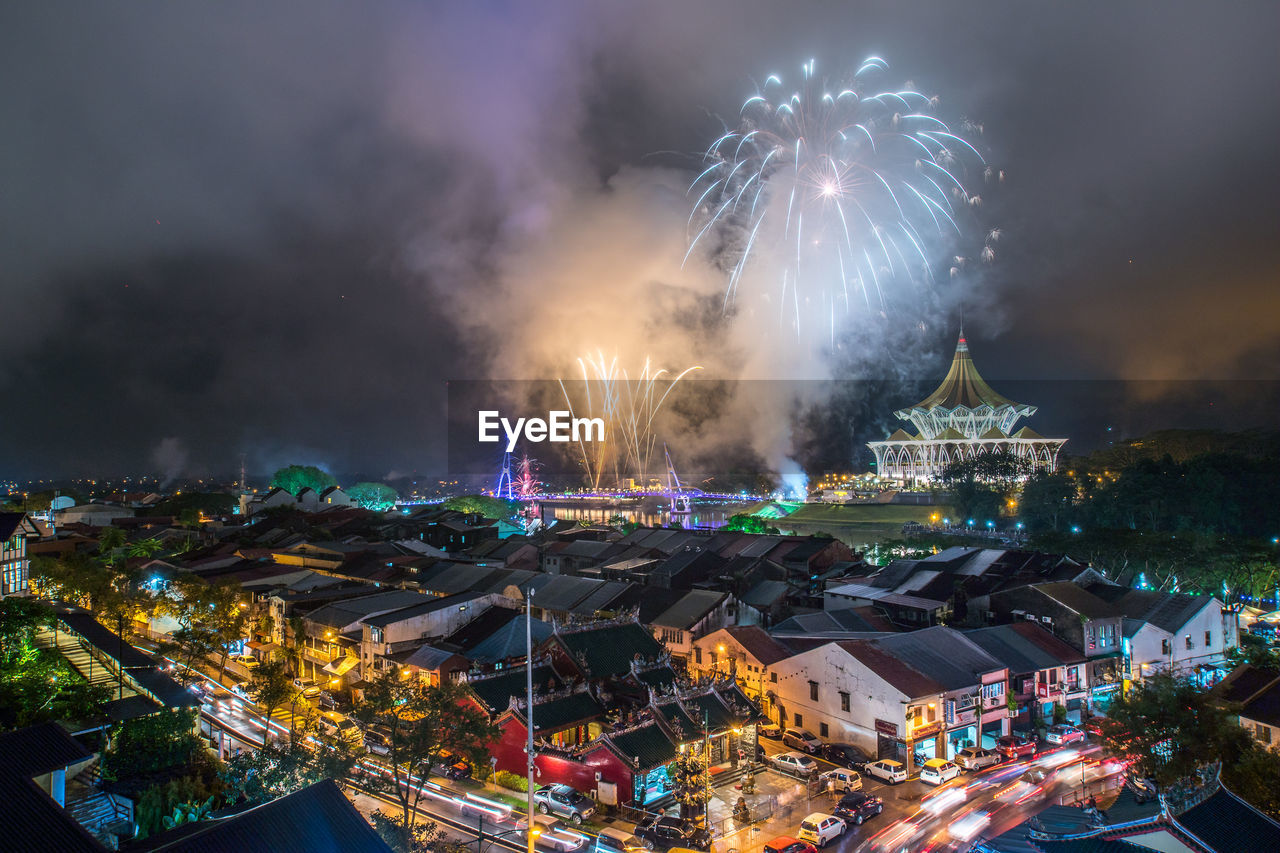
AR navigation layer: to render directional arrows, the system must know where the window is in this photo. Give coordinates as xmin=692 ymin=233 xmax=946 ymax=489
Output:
xmin=1185 ymin=635 xmax=1193 ymax=650
xmin=1259 ymin=724 xmax=1272 ymax=745
xmin=370 ymin=627 xmax=384 ymax=644
xmin=840 ymin=692 xmax=850 ymax=712
xmin=819 ymin=722 xmax=829 ymax=738
xmin=694 ymin=647 xmax=702 ymax=665
xmin=1205 ymin=630 xmax=1212 ymax=646
xmin=771 ymin=672 xmax=778 ymax=683
xmin=794 ymin=713 xmax=803 ymax=726
xmin=1162 ymin=639 xmax=1172 ymax=655
xmin=809 ymin=681 xmax=819 ymax=701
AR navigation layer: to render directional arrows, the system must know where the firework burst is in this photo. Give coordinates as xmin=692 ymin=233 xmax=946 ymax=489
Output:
xmin=558 ymin=353 xmax=701 ymax=490
xmin=687 ymin=57 xmax=999 ymax=340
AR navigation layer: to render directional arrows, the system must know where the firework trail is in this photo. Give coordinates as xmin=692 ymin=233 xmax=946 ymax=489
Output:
xmin=687 ymin=57 xmax=1000 ymax=342
xmin=558 ymin=353 xmax=702 ymax=490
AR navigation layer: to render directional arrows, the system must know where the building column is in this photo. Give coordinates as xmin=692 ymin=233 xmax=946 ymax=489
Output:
xmin=51 ymin=768 xmax=66 ymax=806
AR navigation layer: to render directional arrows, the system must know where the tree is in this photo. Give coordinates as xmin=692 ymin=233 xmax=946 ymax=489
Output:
xmin=1098 ymin=672 xmax=1251 ymax=787
xmin=285 ymin=615 xmax=307 ymax=675
xmin=220 ymin=740 xmax=356 ymax=806
xmin=347 ymin=482 xmax=399 ymax=511
xmin=937 ymin=451 xmax=1028 ymax=525
xmin=723 ymin=514 xmax=780 ymax=535
xmin=349 ymin=670 xmax=498 ymax=850
xmin=127 ymin=537 xmax=165 ymax=558
xmin=97 ymin=526 xmax=127 ymax=563
xmin=100 ymin=709 xmax=204 ymax=784
xmin=1018 ymin=470 xmax=1077 ymax=533
xmin=158 ymin=626 xmax=219 ymax=686
xmin=442 ymin=494 xmax=520 ymax=521
xmin=0 ymin=597 xmax=54 ymax=665
xmin=269 ymin=465 xmax=338 ymax=496
xmin=1221 ymin=744 xmax=1280 ymax=819
xmin=248 ymin=659 xmax=298 ymax=748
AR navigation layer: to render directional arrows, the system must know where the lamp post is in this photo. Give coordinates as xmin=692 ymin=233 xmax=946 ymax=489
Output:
xmin=526 ymin=588 xmax=536 ymax=853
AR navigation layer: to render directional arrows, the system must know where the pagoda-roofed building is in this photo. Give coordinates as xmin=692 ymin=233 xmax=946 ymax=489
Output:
xmin=868 ymin=331 xmax=1066 ymax=485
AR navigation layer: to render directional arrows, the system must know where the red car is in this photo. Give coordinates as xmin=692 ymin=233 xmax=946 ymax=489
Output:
xmin=995 ymin=735 xmax=1036 ymax=759
xmin=763 ymin=837 xmax=817 ymax=853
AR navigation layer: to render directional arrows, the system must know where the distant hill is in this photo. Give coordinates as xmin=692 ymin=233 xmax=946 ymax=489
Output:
xmin=1077 ymin=428 xmax=1280 ymax=470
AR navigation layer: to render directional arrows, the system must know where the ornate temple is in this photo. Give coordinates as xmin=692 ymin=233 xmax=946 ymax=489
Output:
xmin=867 ymin=331 xmax=1066 ymax=485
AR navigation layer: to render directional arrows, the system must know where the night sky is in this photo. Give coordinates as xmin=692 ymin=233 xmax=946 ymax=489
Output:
xmin=4 ymin=1 xmax=1279 ymax=481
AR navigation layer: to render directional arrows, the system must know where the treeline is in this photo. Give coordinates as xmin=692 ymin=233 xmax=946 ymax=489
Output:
xmin=1020 ymin=451 xmax=1280 ymax=540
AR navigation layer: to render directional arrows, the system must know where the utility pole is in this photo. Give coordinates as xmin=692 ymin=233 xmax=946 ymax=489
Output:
xmin=526 ymin=588 xmax=536 ymax=853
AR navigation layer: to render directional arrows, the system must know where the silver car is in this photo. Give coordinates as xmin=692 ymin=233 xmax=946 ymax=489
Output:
xmin=770 ymin=750 xmax=818 ymax=777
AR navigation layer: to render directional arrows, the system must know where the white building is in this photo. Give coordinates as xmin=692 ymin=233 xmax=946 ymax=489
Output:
xmin=768 ymin=626 xmax=1010 ymax=772
xmin=1117 ymin=591 xmax=1238 ymax=683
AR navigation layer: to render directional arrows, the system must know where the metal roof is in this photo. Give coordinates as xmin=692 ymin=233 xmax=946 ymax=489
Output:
xmin=651 ymin=590 xmax=727 ymax=631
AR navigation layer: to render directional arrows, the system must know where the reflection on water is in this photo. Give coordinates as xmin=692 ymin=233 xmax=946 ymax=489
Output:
xmin=536 ymin=501 xmax=751 ymax=530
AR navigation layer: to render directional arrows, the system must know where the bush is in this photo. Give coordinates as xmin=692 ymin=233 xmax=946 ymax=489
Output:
xmin=494 ymin=770 xmax=528 ymax=792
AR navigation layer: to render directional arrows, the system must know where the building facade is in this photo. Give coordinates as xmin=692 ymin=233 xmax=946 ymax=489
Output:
xmin=867 ymin=332 xmax=1066 ymax=484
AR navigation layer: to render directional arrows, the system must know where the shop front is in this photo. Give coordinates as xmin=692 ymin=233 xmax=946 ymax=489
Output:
xmin=634 ymin=763 xmax=673 ymax=806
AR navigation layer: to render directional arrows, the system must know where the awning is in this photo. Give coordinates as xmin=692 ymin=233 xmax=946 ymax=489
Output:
xmin=323 ymin=655 xmax=360 ymax=676
xmin=246 ymin=640 xmax=283 ymax=653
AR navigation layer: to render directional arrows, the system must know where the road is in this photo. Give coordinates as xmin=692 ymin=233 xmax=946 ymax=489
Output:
xmin=755 ymin=732 xmax=1125 ymax=852
xmin=159 ymin=643 xmax=1126 ymax=853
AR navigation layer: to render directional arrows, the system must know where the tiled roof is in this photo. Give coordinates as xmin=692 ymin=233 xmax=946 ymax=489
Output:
xmin=1109 ymin=589 xmax=1213 ymax=635
xmin=303 ymin=589 xmax=428 ymax=629
xmin=837 ymin=640 xmax=944 ymax=698
xmin=466 ymin=664 xmax=563 ymax=714
xmin=139 ymin=780 xmax=393 ymax=853
xmin=605 ymin=722 xmax=678 ymax=770
xmin=632 ymin=666 xmax=678 ymax=689
xmin=723 ymin=626 xmax=793 ymax=666
xmin=739 ymin=580 xmax=791 ymax=609
xmin=515 ymin=691 xmax=605 ymax=735
xmin=869 ymin=626 xmax=1006 ymax=690
xmin=1212 ymin=664 xmax=1280 ymax=705
xmin=554 ymin=622 xmax=666 ymax=679
xmin=964 ymin=623 xmax=1085 ymax=675
xmin=1240 ymin=679 xmax=1280 ymax=728
xmin=1032 ymin=582 xmax=1120 ymax=619
xmin=1175 ymin=786 xmax=1280 ymax=853
xmin=654 ymin=700 xmax=701 ymax=742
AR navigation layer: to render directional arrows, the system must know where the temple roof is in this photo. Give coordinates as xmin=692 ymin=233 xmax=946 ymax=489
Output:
xmin=900 ymin=333 xmax=1030 ymax=413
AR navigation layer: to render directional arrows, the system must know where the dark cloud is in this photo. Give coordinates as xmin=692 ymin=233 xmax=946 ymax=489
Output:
xmin=3 ymin=1 xmax=1279 ymax=480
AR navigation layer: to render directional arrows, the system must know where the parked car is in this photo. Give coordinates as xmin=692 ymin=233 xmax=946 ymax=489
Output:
xmin=954 ymin=747 xmax=1002 ymax=772
xmin=1045 ymin=724 xmax=1085 ymax=746
xmin=798 ymin=813 xmax=846 ymax=848
xmin=783 ymin=728 xmax=822 ymax=754
xmin=438 ymin=750 xmax=472 ymax=780
xmin=762 ymin=836 xmax=817 ymax=853
xmin=534 ymin=784 xmax=596 ymax=825
xmin=919 ymin=758 xmax=960 ymax=786
xmin=292 ymin=677 xmax=321 ymax=700
xmin=232 ymin=654 xmax=259 ymax=669
xmin=995 ymin=735 xmax=1036 ymax=760
xmin=595 ymin=828 xmax=648 ymax=853
xmin=364 ymin=728 xmax=391 ymax=756
xmin=318 ymin=711 xmax=363 ymax=747
xmin=821 ymin=743 xmax=872 ymax=771
xmin=770 ymin=751 xmax=818 ymax=777
xmin=758 ymin=722 xmax=784 ymax=739
xmin=832 ymin=792 xmax=883 ymax=826
xmin=819 ymin=768 xmax=862 ymax=793
xmin=634 ymin=815 xmax=711 ymax=852
xmin=863 ymin=760 xmax=908 ymax=785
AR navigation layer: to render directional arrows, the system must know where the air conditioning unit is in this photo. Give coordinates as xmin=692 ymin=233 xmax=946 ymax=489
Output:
xmin=984 ymin=611 xmax=996 ymax=622
xmin=1026 ymin=613 xmax=1039 ymax=621
xmin=1041 ymin=616 xmax=1052 ymax=624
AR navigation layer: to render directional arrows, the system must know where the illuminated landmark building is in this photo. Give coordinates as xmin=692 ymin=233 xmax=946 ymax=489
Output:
xmin=868 ymin=332 xmax=1066 ymax=485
